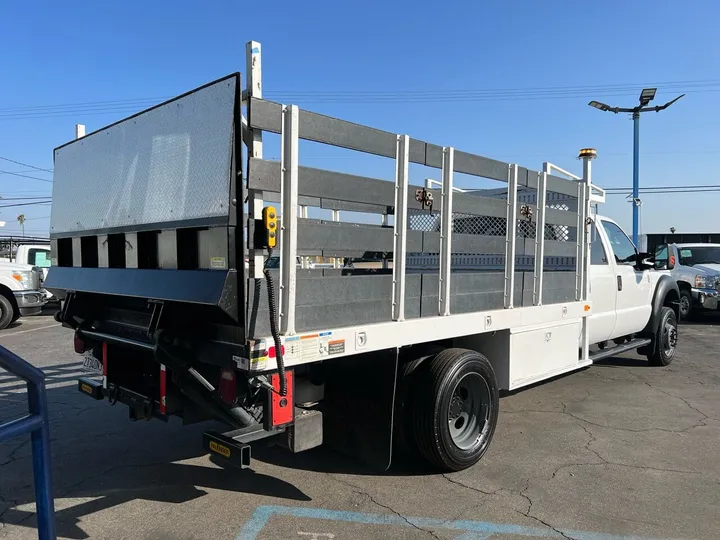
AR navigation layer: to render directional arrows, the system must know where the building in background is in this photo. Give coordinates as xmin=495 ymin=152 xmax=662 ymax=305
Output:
xmin=640 ymin=232 xmax=720 ymax=253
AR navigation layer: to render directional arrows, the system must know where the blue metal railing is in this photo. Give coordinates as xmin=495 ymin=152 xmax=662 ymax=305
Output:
xmin=0 ymin=344 xmax=56 ymax=540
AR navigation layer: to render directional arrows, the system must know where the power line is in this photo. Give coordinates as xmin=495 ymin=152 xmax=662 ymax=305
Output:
xmin=0 ymin=197 xmax=52 ymax=201
xmin=1 ymin=78 xmax=720 ymax=121
xmin=607 ymin=189 xmax=720 ymax=195
xmin=0 ymin=201 xmax=52 ymax=209
xmin=0 ymin=96 xmax=170 ymax=113
xmin=0 ymin=170 xmax=52 ymax=183
xmin=0 ymin=156 xmax=53 ymax=173
xmin=605 ymin=184 xmax=720 ymax=191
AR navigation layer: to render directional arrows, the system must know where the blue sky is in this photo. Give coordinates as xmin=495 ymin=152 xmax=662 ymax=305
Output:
xmin=1 ymin=0 xmax=718 ymax=238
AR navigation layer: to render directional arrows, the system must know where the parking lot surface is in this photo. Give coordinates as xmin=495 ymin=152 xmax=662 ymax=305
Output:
xmin=1 ymin=312 xmax=719 ymax=540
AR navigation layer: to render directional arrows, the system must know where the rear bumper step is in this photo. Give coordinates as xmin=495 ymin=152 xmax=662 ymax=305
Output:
xmin=203 ymin=431 xmax=253 ymax=469
xmin=78 ymin=377 xmax=104 ymax=400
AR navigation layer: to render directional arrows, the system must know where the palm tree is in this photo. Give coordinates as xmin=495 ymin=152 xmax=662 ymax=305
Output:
xmin=17 ymin=214 xmax=25 ymax=237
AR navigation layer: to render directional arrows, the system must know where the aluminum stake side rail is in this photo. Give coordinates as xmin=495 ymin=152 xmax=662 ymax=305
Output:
xmin=46 ymin=40 xmax=677 ymax=474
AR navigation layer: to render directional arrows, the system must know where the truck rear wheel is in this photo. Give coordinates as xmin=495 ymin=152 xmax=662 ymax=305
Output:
xmin=647 ymin=307 xmax=678 ymax=367
xmin=0 ymin=294 xmax=15 ymax=330
xmin=411 ymin=348 xmax=499 ymax=471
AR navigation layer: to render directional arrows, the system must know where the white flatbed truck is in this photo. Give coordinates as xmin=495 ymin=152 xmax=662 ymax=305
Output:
xmin=45 ymin=42 xmax=680 ymax=472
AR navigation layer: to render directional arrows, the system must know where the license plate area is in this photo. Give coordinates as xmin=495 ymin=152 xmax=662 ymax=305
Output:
xmin=82 ymin=351 xmax=103 ymax=375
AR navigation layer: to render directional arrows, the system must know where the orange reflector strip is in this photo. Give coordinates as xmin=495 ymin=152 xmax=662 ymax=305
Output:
xmin=584 ymin=305 xmax=591 ymax=311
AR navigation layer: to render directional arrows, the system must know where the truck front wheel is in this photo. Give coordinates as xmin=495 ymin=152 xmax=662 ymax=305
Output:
xmin=647 ymin=307 xmax=678 ymax=367
xmin=678 ymin=289 xmax=693 ymax=322
xmin=411 ymin=348 xmax=499 ymax=471
xmin=0 ymin=294 xmax=15 ymax=330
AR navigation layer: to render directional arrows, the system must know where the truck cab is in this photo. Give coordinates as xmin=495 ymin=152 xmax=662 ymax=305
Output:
xmin=589 ymin=215 xmax=659 ymax=346
xmin=653 ymin=242 xmax=720 ymax=320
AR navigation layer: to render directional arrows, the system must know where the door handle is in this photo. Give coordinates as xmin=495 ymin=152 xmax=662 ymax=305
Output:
xmin=617 ymin=275 xmax=623 ymax=291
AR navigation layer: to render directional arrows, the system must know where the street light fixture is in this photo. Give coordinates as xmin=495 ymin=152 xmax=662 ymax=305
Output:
xmin=639 ymin=88 xmax=657 ymax=106
xmin=588 ymin=88 xmax=685 ymax=246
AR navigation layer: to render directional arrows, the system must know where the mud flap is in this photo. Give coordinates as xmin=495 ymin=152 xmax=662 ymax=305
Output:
xmin=322 ymin=348 xmax=399 ymax=471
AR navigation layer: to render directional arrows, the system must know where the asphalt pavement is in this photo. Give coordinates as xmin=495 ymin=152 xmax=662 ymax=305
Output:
xmin=1 ymin=311 xmax=719 ymax=540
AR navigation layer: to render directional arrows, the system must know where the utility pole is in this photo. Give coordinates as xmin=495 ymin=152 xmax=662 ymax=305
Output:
xmin=589 ymin=89 xmax=684 ymax=246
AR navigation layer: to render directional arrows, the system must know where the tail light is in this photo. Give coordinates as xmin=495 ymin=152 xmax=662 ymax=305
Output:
xmin=219 ymin=368 xmax=237 ymax=405
xmin=74 ymin=334 xmax=86 ymax=354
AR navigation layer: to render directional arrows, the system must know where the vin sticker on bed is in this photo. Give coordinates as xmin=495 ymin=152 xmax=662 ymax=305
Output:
xmin=284 ymin=336 xmax=300 ymax=362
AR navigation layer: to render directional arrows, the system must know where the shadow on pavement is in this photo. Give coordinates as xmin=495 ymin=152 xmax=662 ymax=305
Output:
xmin=0 ymin=365 xmax=311 ymax=540
xmin=252 ymin=441 xmax=436 ymax=478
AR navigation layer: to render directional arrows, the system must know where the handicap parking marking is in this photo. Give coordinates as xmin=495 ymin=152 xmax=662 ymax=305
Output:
xmin=237 ymin=505 xmax=673 ymax=540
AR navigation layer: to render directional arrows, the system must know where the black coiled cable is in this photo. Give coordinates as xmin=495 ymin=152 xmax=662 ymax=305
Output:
xmin=263 ymin=250 xmax=287 ymax=396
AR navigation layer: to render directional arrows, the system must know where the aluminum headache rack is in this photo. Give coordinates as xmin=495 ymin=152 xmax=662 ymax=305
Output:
xmin=45 ymin=40 xmax=596 ymax=374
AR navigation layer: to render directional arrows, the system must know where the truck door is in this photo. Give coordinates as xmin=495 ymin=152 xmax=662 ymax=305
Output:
xmin=588 ymin=221 xmax=617 ymax=344
xmin=599 ymin=219 xmax=653 ymax=337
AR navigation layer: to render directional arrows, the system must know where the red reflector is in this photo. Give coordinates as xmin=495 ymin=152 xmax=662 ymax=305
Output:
xmin=267 ymin=345 xmax=285 ymax=359
xmin=74 ymin=335 xmax=86 ymax=354
xmin=219 ymin=368 xmax=237 ymax=405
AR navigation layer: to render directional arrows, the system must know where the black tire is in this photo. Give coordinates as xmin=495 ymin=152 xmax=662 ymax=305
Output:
xmin=678 ymin=289 xmax=693 ymax=322
xmin=647 ymin=307 xmax=678 ymax=367
xmin=0 ymin=294 xmax=15 ymax=330
xmin=411 ymin=348 xmax=499 ymax=471
xmin=393 ymin=348 xmax=443 ymax=457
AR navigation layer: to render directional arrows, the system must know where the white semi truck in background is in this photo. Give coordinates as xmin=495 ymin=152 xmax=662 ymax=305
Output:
xmin=45 ymin=42 xmax=680 ymax=472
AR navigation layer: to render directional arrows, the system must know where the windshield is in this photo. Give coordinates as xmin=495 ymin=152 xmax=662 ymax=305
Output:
xmin=678 ymin=246 xmax=720 ymax=266
xmin=28 ymin=248 xmax=51 ymax=268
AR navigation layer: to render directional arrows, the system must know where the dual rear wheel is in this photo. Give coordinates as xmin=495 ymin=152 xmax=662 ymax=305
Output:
xmin=396 ymin=348 xmax=499 ymax=471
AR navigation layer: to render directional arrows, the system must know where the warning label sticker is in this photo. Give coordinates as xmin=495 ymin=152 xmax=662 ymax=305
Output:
xmin=301 ymin=334 xmax=320 ymax=362
xmin=318 ymin=331 xmax=332 ymax=357
xmin=298 ymin=331 xmax=334 ymax=362
xmin=328 ymin=339 xmax=345 ymax=355
xmin=210 ymin=256 xmax=227 ymax=269
xmin=234 ymin=354 xmax=267 ymax=372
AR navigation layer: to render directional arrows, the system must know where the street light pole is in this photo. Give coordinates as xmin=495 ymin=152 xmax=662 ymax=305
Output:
xmin=588 ymin=89 xmax=684 ymax=246
xmin=632 ymin=111 xmax=640 ymax=246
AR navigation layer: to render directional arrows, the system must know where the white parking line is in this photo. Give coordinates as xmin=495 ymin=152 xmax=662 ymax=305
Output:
xmin=1 ymin=323 xmax=60 ymax=337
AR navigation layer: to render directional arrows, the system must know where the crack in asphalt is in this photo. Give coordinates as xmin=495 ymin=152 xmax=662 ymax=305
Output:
xmin=0 ymin=491 xmax=19 ymax=531
xmin=515 ymin=478 xmax=576 ymax=540
xmin=503 ymin=382 xmax=720 ymax=433
xmin=441 ymin=473 xmax=501 ymax=498
xmin=546 ymin=404 xmax=703 ymax=478
xmin=329 ymin=474 xmax=442 ymax=540
xmin=0 ymin=438 xmax=31 ymax=467
xmin=441 ymin=474 xmax=576 ymax=539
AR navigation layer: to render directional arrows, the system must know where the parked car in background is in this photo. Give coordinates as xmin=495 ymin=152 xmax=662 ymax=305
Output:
xmin=654 ymin=243 xmax=720 ymax=321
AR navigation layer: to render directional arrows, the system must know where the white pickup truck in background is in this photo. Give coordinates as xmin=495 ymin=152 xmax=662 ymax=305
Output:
xmin=0 ymin=262 xmax=47 ymax=329
xmin=0 ymin=239 xmax=55 ymax=306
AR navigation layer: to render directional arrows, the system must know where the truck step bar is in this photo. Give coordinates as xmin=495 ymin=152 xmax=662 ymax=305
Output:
xmin=589 ymin=338 xmax=652 ymax=362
